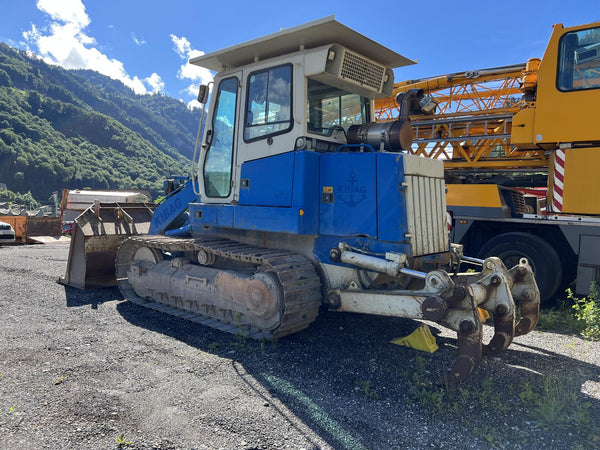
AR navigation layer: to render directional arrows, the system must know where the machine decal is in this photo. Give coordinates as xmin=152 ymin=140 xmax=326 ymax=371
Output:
xmin=338 ymin=172 xmax=367 ymax=207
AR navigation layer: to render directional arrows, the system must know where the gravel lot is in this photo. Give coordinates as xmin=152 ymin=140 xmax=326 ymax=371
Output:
xmin=0 ymin=243 xmax=599 ymax=449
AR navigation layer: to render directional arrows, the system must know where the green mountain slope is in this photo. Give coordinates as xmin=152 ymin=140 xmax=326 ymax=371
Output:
xmin=0 ymin=42 xmax=201 ymax=201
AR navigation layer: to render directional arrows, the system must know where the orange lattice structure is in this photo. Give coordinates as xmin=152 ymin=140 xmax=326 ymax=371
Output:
xmin=374 ymin=63 xmax=550 ymax=172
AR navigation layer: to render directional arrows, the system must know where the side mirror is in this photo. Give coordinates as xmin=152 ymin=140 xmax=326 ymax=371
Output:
xmin=198 ymin=84 xmax=209 ymax=104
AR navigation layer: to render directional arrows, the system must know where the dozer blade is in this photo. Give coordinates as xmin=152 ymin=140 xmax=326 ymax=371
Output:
xmin=59 ymin=202 xmax=154 ymax=289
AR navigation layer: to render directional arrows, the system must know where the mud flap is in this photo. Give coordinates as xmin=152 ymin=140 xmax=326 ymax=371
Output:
xmin=59 ymin=202 xmax=154 ymax=289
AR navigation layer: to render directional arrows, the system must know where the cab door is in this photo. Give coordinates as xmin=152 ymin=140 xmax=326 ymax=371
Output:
xmin=198 ymin=73 xmax=241 ymax=204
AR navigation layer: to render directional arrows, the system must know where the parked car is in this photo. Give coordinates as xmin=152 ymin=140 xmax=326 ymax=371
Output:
xmin=0 ymin=220 xmax=15 ymax=243
xmin=62 ymin=221 xmax=74 ymax=235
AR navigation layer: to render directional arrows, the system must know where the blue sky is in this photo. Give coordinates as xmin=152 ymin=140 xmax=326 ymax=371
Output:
xmin=0 ymin=0 xmax=598 ymax=108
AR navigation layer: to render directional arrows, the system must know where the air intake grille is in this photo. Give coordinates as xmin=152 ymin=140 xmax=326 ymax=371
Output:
xmin=510 ymin=190 xmax=529 ymax=215
xmin=405 ymin=176 xmax=448 ymax=256
xmin=339 ymin=50 xmax=386 ymax=93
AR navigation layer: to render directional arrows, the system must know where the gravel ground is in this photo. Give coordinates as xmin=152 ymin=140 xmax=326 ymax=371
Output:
xmin=0 ymin=243 xmax=599 ymax=450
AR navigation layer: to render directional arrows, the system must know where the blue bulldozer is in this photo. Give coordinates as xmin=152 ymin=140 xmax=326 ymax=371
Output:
xmin=62 ymin=17 xmax=540 ymax=381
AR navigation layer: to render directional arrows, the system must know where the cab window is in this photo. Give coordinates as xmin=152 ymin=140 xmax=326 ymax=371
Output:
xmin=244 ymin=65 xmax=292 ymax=141
xmin=204 ymin=77 xmax=238 ymax=198
xmin=557 ymin=26 xmax=600 ymax=91
xmin=307 ymin=78 xmax=371 ymax=135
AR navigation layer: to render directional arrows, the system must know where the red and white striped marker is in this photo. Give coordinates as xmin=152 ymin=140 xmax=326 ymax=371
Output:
xmin=551 ymin=148 xmax=566 ymax=213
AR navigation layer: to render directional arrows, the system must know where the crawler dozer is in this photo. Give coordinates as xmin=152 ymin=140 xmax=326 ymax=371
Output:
xmin=63 ymin=17 xmax=540 ymax=381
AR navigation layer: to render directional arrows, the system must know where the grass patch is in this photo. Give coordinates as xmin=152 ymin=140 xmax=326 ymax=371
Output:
xmin=116 ymin=433 xmax=132 ymax=447
xmin=536 ymin=307 xmax=581 ymax=334
xmin=207 ymin=342 xmax=220 ymax=352
xmin=402 ymin=355 xmax=595 ymax=446
xmin=355 ymin=380 xmax=380 ymax=400
xmin=519 ymin=377 xmax=593 ymax=435
xmin=569 ymin=282 xmax=600 ymax=340
xmin=536 ymin=282 xmax=600 ymax=340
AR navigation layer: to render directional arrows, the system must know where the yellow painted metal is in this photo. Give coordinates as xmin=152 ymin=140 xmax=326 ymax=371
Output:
xmin=530 ymin=22 xmax=600 ymax=147
xmin=446 ymin=184 xmax=503 ymax=208
xmin=510 ymin=107 xmax=536 ymax=146
xmin=561 ymin=147 xmax=600 ymax=215
xmin=375 ymin=66 xmax=526 ymax=118
xmin=375 ymin=22 xmax=600 ymax=173
xmin=374 ymin=21 xmax=600 ymax=218
xmin=522 ymin=58 xmax=541 ymax=92
xmin=384 ymin=66 xmax=526 ymax=97
xmin=374 ymin=63 xmax=550 ymax=171
xmin=390 ymin=324 xmax=438 ymax=353
xmin=478 ymin=307 xmax=491 ymax=322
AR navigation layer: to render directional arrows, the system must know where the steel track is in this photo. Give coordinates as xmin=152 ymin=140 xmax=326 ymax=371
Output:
xmin=115 ymin=235 xmax=322 ymax=339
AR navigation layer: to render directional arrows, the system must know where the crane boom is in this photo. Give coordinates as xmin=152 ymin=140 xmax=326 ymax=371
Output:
xmin=374 ymin=61 xmax=549 ymax=173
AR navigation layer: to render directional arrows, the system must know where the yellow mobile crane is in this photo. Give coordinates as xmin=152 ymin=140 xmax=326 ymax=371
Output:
xmin=374 ymin=21 xmax=600 ymax=302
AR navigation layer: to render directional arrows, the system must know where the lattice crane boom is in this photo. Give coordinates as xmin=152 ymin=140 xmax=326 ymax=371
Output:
xmin=374 ymin=60 xmax=550 ymax=173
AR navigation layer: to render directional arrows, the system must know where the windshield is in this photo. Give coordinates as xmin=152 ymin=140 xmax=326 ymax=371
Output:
xmin=307 ymin=78 xmax=370 ymax=135
xmin=557 ymin=26 xmax=600 ymax=91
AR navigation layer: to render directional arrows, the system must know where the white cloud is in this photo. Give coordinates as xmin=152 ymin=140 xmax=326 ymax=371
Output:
xmin=131 ymin=33 xmax=146 ymax=46
xmin=37 ymin=0 xmax=89 ymax=29
xmin=144 ymin=73 xmax=165 ymax=94
xmin=23 ymin=0 xmax=160 ymax=95
xmin=170 ymin=34 xmax=213 ymax=108
xmin=170 ymin=35 xmax=190 ymax=59
xmin=187 ymin=99 xmax=201 ymax=110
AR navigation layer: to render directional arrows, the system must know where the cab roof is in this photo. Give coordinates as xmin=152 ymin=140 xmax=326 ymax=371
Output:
xmin=190 ymin=16 xmax=415 ymax=72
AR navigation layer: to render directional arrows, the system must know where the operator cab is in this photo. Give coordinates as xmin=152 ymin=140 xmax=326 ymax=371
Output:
xmin=190 ymin=16 xmax=415 ymax=204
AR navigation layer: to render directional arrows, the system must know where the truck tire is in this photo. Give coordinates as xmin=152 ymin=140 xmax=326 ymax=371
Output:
xmin=477 ymin=232 xmax=562 ymax=304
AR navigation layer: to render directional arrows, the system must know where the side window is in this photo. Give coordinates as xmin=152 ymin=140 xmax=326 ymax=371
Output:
xmin=204 ymin=77 xmax=238 ymax=198
xmin=558 ymin=26 xmax=600 ymax=91
xmin=244 ymin=65 xmax=292 ymax=141
xmin=307 ymin=78 xmax=370 ymax=135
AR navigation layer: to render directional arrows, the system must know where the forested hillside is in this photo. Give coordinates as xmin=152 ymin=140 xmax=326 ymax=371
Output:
xmin=0 ymin=42 xmax=201 ymax=202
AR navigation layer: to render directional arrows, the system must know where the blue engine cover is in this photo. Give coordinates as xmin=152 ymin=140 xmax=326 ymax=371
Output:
xmin=189 ymin=150 xmax=412 ymax=256
xmin=239 ymin=152 xmax=295 ymax=207
xmin=319 ymin=152 xmax=377 ymax=237
xmin=191 ymin=151 xmax=320 ymax=235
